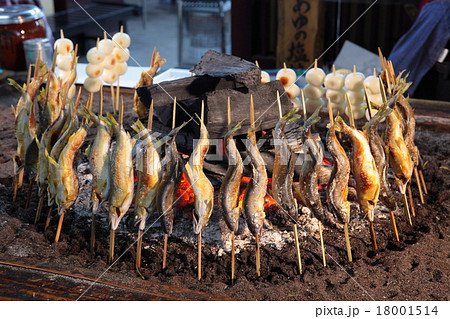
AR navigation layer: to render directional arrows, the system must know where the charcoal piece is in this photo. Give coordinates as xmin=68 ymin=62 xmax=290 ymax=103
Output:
xmin=199 ymin=80 xmax=294 ymax=138
xmin=190 ymin=50 xmax=261 ymax=87
xmin=136 ymin=75 xmax=251 ymax=112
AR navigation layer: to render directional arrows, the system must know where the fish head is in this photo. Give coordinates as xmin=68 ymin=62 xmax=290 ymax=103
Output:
xmin=192 ymin=198 xmax=213 ymax=234
xmin=109 ymin=205 xmax=125 ymax=230
xmin=360 ymin=200 xmax=376 ymax=222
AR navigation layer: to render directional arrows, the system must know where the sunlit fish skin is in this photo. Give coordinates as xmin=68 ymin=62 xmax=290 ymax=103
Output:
xmin=334 ymin=116 xmax=380 ymax=222
xmin=185 ymin=116 xmax=214 ymax=235
xmin=218 ymin=121 xmax=244 ymax=232
xmin=365 ymin=105 xmax=396 ymax=211
xmin=394 ymin=94 xmax=419 ymax=166
xmin=45 ymin=72 xmax=63 ymax=125
xmin=385 ymin=109 xmax=413 ymax=195
xmin=46 ymin=122 xmax=89 ymax=215
xmin=81 ymin=108 xmax=112 ymax=214
xmin=132 ymin=120 xmax=161 ymax=230
xmin=156 ymin=124 xmax=186 ymax=234
xmin=107 ymin=114 xmax=134 ymax=231
xmin=326 ymin=123 xmax=351 ymax=224
xmin=243 ymin=126 xmax=268 ymax=237
xmin=272 ymin=108 xmax=300 ymax=221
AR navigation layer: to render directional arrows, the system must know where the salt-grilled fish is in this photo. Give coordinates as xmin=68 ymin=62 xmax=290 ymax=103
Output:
xmin=218 ymin=121 xmax=244 ymax=232
xmin=334 ymin=116 xmax=380 ymax=221
xmin=272 ymin=107 xmax=300 ymax=221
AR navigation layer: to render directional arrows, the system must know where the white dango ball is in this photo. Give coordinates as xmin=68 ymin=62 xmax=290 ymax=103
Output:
xmin=345 ymin=72 xmax=365 ymax=91
xmin=101 ymin=55 xmax=117 ymax=70
xmin=369 ymin=94 xmax=383 ymax=106
xmin=276 ymin=68 xmax=296 ymax=87
xmin=58 ymin=69 xmax=71 ymax=83
xmin=112 ymin=32 xmax=131 ymax=48
xmin=363 ymin=75 xmax=381 ymax=95
xmin=347 ymin=90 xmax=364 ymax=105
xmin=305 ymin=98 xmax=323 ymax=113
xmin=303 ymin=83 xmax=324 ymax=99
xmin=83 ymin=77 xmax=102 ymax=93
xmin=86 ymin=47 xmax=105 ymax=64
xmin=329 ymin=102 xmax=346 ymax=116
xmin=325 ymin=88 xmax=345 ymax=104
xmin=114 ymin=62 xmax=127 ymax=76
xmin=324 ymin=73 xmax=345 ymax=90
xmin=285 ymin=84 xmax=300 ymax=99
xmin=86 ymin=63 xmax=104 ymax=78
xmin=56 ymin=54 xmax=73 ymax=71
xmin=54 ymin=38 xmax=73 ymax=55
xmin=102 ymin=69 xmax=118 ymax=84
xmin=98 ymin=38 xmax=115 ymax=55
xmin=305 ymin=68 xmax=325 ymax=87
xmin=291 ymin=97 xmax=301 ymax=108
xmin=261 ymin=71 xmax=270 ymax=84
xmin=112 ymin=47 xmax=130 ymax=63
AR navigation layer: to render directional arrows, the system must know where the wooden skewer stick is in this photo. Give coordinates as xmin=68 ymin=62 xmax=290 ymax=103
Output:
xmin=162 ymin=233 xmax=168 ymax=270
xmin=373 ymin=68 xmax=377 ymax=77
xmin=369 ymin=221 xmax=378 ymax=251
xmin=332 ymin=64 xmax=336 ymax=76
xmin=407 ymin=184 xmax=416 ymax=217
xmin=379 ymin=76 xmax=387 ymax=104
xmin=34 ymin=189 xmax=46 ymax=224
xmin=403 ymin=191 xmax=413 ymax=225
xmin=314 ymin=59 xmax=318 ymax=70
xmin=231 ymin=232 xmax=236 ymax=283
xmin=344 ymin=222 xmax=353 ymax=262
xmin=353 ymin=65 xmax=356 ymax=75
xmin=293 ymin=224 xmax=303 ymax=274
xmin=301 ymin=89 xmax=307 ymax=118
xmin=318 ymin=221 xmax=327 ymax=267
xmin=255 ymin=234 xmax=261 ymax=276
xmin=277 ymin=90 xmax=283 ymax=118
xmin=115 ymin=78 xmax=120 ymax=115
xmin=283 ymin=62 xmax=287 ymax=72
xmin=110 ymin=84 xmax=116 ymax=115
xmin=54 ymin=210 xmax=65 ymax=243
xmin=136 ymin=229 xmax=143 ymax=270
xmin=250 ymin=94 xmax=255 ymax=129
xmin=414 ymin=167 xmax=425 ymax=204
xmin=25 ymin=177 xmax=34 ymax=209
xmin=172 ymin=97 xmax=177 ymax=129
xmin=390 ymin=210 xmax=400 ymax=242
xmin=255 ymin=60 xmax=260 ymax=68
xmin=198 ymin=232 xmax=202 ymax=280
xmin=109 ymin=229 xmax=115 ymax=263
xmin=119 ymin=96 xmax=124 ymax=128
xmin=419 ymin=169 xmax=428 ymax=194
xmin=364 ymin=85 xmax=373 ymax=119
xmin=44 ymin=206 xmax=53 ymax=231
xmin=345 ymin=92 xmax=356 ymax=129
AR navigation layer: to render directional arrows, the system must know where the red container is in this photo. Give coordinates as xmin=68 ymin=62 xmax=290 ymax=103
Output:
xmin=0 ymin=5 xmax=46 ymax=71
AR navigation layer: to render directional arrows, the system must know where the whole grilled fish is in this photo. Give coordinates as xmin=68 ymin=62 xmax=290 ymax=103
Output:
xmin=272 ymin=108 xmax=300 ymax=221
xmin=326 ymin=122 xmax=351 ymax=224
xmin=218 ymin=121 xmax=244 ymax=232
xmin=107 ymin=113 xmax=134 ymax=230
xmin=185 ymin=114 xmax=214 ymax=234
xmin=334 ymin=116 xmax=380 ymax=222
xmin=132 ymin=120 xmax=161 ymax=230
xmin=243 ymin=125 xmax=268 ymax=237
xmin=156 ymin=123 xmax=187 ymax=234
xmin=81 ymin=107 xmax=112 ymax=213
xmin=365 ymin=104 xmax=396 ymax=211
xmin=385 ymin=109 xmax=413 ymax=194
xmin=46 ymin=122 xmax=89 ymax=215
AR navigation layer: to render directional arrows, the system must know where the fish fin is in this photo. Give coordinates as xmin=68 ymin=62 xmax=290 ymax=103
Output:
xmin=8 ymin=78 xmax=25 ymax=94
xmin=225 ymin=119 xmax=245 ymax=137
xmin=283 ymin=106 xmax=301 ymax=124
xmin=333 ymin=116 xmax=347 ymax=132
xmin=168 ymin=119 xmax=192 ymax=137
xmin=11 ymin=105 xmax=16 ymax=117
xmin=44 ymin=148 xmax=58 ymax=167
xmin=84 ymin=144 xmax=91 ymax=157
xmin=106 ymin=112 xmax=119 ymax=126
xmin=131 ymin=119 xmax=145 ymax=133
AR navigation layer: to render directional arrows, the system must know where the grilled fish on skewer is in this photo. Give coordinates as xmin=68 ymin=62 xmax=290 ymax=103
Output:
xmin=365 ymin=104 xmax=396 ymax=211
xmin=106 ymin=113 xmax=134 ymax=231
xmin=131 ymin=119 xmax=161 ymax=231
xmin=218 ymin=120 xmax=244 ymax=232
xmin=272 ymin=107 xmax=300 ymax=221
xmin=326 ymin=120 xmax=351 ymax=224
xmin=243 ymin=114 xmax=268 ymax=237
xmin=334 ymin=116 xmax=380 ymax=222
xmin=185 ymin=112 xmax=214 ymax=234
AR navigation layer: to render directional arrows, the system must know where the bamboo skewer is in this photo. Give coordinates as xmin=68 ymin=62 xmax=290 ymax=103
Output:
xmin=318 ymin=221 xmax=327 ymax=267
xmin=345 ymin=92 xmax=356 ymax=129
xmin=407 ymin=184 xmax=416 ymax=217
xmin=54 ymin=211 xmax=65 ymax=243
xmin=34 ymin=190 xmax=46 ymax=224
xmin=198 ymin=232 xmax=202 ymax=280
xmin=25 ymin=178 xmax=34 ymax=209
xmin=369 ymin=221 xmax=378 ymax=251
xmin=419 ymin=169 xmax=428 ymax=194
xmin=293 ymin=224 xmax=303 ymax=274
xmin=301 ymin=89 xmax=306 ymax=119
xmin=414 ymin=167 xmax=425 ymax=204
xmin=403 ymin=192 xmax=413 ymax=226
xmin=44 ymin=206 xmax=53 ymax=231
xmin=111 ymin=84 xmax=115 ymax=115
xmin=328 ymin=97 xmax=352 ymax=262
xmin=390 ymin=211 xmax=400 ymax=242
xmin=109 ymin=229 xmax=115 ymax=263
